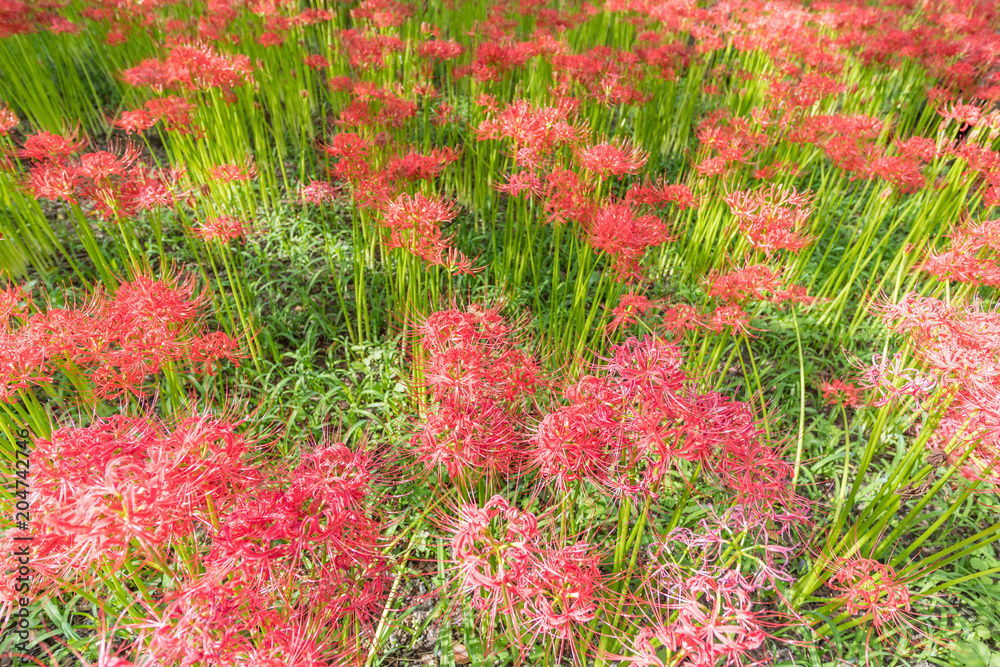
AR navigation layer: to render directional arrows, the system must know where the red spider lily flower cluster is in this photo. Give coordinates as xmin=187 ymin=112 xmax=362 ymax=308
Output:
xmin=587 ymin=201 xmax=674 ymax=282
xmin=316 ymin=133 xmax=476 ymax=273
xmin=0 ymin=273 xmax=240 ymax=403
xmin=634 ymin=570 xmax=768 ymax=667
xmin=829 ymin=557 xmax=913 ymax=635
xmin=694 ymin=111 xmax=772 ymax=178
xmin=476 ymin=98 xmax=585 ymax=170
xmin=208 ymin=156 xmax=256 ymax=184
xmin=608 ymin=290 xmax=660 ymax=333
xmin=16 ymin=129 xmax=186 ymax=218
xmin=377 ymin=192 xmax=459 ymax=265
xmin=917 ymin=216 xmax=1000 ymax=286
xmin=819 ymin=378 xmax=862 ymax=408
xmin=300 ymin=178 xmax=340 ymax=205
xmin=875 ymin=293 xmax=1000 ymax=482
xmin=724 ymin=184 xmax=814 ymax=256
xmin=192 ymin=214 xmax=252 ymax=242
xmin=411 ymin=303 xmax=540 ymax=479
xmin=575 ymin=138 xmax=648 ymax=178
xmin=10 ymin=411 xmax=390 ymax=665
xmin=447 ymin=495 xmax=605 ymax=652
xmin=121 ymin=42 xmax=253 ymax=96
xmin=706 ymin=262 xmax=814 ymax=306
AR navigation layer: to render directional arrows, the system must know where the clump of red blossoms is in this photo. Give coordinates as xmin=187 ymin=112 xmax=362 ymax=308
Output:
xmin=829 ymin=557 xmax=912 ymax=635
xmin=724 ymin=184 xmax=814 ymax=256
xmin=410 ymin=303 xmax=541 ymax=479
xmin=0 ymin=271 xmax=241 ymax=403
xmin=633 ymin=570 xmax=769 ymax=667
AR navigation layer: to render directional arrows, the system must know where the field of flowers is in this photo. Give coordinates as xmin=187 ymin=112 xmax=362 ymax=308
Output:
xmin=3 ymin=0 xmax=1000 ymax=665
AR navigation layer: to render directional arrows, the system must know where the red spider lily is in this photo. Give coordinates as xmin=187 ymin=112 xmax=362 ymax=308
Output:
xmin=352 ymin=0 xmax=412 ymax=29
xmin=544 ymin=168 xmax=593 ymax=225
xmin=433 ymin=102 xmax=457 ymax=127
xmin=303 ymin=54 xmax=329 ymax=70
xmin=450 ymin=495 xmax=540 ymax=607
xmin=0 ymin=106 xmax=18 ymax=135
xmin=694 ymin=156 xmax=730 ymax=178
xmin=530 ymin=403 xmax=616 ymax=488
xmin=712 ymin=439 xmax=808 ymax=528
xmin=724 ymin=184 xmax=813 ymax=256
xmin=635 ymin=571 xmax=769 ymax=667
xmin=286 ymin=442 xmax=374 ymax=513
xmin=387 ymin=146 xmax=460 ymax=182
xmin=134 ymin=166 xmax=186 ymax=211
xmin=820 ymin=378 xmax=861 ymax=408
xmin=339 ymin=29 xmax=404 ymax=68
xmin=377 ymin=192 xmax=457 ymax=265
xmin=706 ymin=262 xmax=814 ymax=306
xmin=411 ymin=398 xmax=522 ymax=478
xmin=587 ymin=201 xmax=672 ymax=282
xmin=939 ymin=102 xmax=983 ymax=132
xmin=608 ymin=290 xmax=661 ymax=333
xmin=257 ymin=31 xmax=283 ymax=46
xmin=143 ymin=95 xmax=196 ymax=132
xmin=873 ymin=293 xmax=1000 ymax=476
xmin=0 ymin=271 xmax=240 ymax=403
xmin=208 ymin=157 xmax=256 ymax=183
xmin=829 ymin=557 xmax=912 ymax=635
xmin=300 ymin=179 xmax=340 ymax=204
xmin=858 ymin=154 xmax=925 ymax=194
xmin=31 ymin=412 xmax=260 ymax=571
xmin=417 ymin=302 xmax=512 ymax=353
xmin=917 ymin=216 xmax=1000 ymax=286
xmin=18 ymin=128 xmax=87 ymax=162
xmin=476 ymin=99 xmax=585 ymax=167
xmin=605 ymin=335 xmax=686 ymax=400
xmin=122 ymin=42 xmax=253 ymax=94
xmin=147 ymin=581 xmax=257 ymax=665
xmin=496 ymin=170 xmax=544 ymax=198
xmin=417 ymin=38 xmax=464 ymax=61
xmin=323 ymin=132 xmax=371 ymax=185
xmin=77 ymin=144 xmax=141 ymax=183
xmin=443 ymin=247 xmax=484 ymax=276
xmin=410 ymin=303 xmax=539 ymax=479
xmin=661 ymin=304 xmax=702 ymax=339
xmin=626 ymin=179 xmax=697 ymax=211
xmin=193 ymin=215 xmax=250 ymax=242
xmin=856 ymin=352 xmax=936 ymax=407
xmin=26 ymin=161 xmax=80 ymax=201
xmin=517 ymin=542 xmax=604 ymax=640
xmin=575 ymin=138 xmax=648 ymax=178
xmin=705 ymin=304 xmax=755 ymax=337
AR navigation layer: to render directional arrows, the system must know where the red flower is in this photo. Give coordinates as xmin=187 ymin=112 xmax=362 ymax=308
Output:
xmin=450 ymin=496 xmax=539 ymax=603
xmin=18 ymin=129 xmax=86 ymax=162
xmin=819 ymin=378 xmax=861 ymax=407
xmin=193 ymin=215 xmax=249 ymax=242
xmin=724 ymin=184 xmax=814 ymax=255
xmin=0 ymin=106 xmax=18 ymax=135
xmin=607 ymin=290 xmax=659 ymax=332
xmin=300 ymin=179 xmax=340 ymax=204
xmin=518 ymin=543 xmax=603 ymax=639
xmin=575 ymin=138 xmax=648 ymax=178
xmin=587 ymin=201 xmax=672 ymax=282
xmin=830 ymin=557 xmax=912 ymax=635
xmin=641 ymin=571 xmax=767 ymax=667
